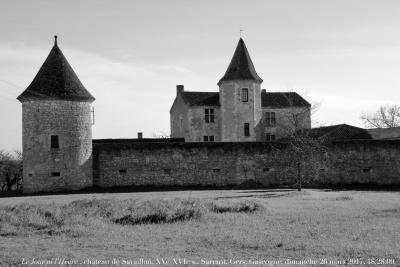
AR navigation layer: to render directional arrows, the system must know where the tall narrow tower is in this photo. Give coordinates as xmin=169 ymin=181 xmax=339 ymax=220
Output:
xmin=218 ymin=38 xmax=263 ymax=142
xmin=17 ymin=36 xmax=95 ymax=193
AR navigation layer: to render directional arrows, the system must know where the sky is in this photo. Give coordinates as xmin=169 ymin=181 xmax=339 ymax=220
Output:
xmin=1 ymin=0 xmax=400 ymax=151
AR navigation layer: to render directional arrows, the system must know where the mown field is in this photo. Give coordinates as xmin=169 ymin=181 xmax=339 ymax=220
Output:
xmin=0 ymin=189 xmax=399 ymax=266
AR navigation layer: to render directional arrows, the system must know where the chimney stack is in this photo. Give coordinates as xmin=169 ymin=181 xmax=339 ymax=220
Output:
xmin=137 ymin=132 xmax=143 ymax=139
xmin=176 ymin=85 xmax=184 ymax=95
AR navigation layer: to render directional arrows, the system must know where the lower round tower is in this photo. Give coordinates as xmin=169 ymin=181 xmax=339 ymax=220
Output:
xmin=17 ymin=36 xmax=95 ymax=193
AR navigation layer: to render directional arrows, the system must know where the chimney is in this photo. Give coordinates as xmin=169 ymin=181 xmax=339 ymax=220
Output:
xmin=261 ymin=89 xmax=266 ymax=93
xmin=137 ymin=132 xmax=143 ymax=139
xmin=176 ymin=85 xmax=184 ymax=95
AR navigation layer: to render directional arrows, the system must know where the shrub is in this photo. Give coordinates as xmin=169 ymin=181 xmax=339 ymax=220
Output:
xmin=114 ymin=199 xmax=204 ymax=225
xmin=208 ymin=200 xmax=260 ymax=213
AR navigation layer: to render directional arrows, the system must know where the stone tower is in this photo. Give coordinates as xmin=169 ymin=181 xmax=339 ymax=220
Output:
xmin=218 ymin=38 xmax=263 ymax=141
xmin=17 ymin=36 xmax=95 ymax=193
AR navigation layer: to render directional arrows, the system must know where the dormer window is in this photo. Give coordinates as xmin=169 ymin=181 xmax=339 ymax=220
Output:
xmin=242 ymin=88 xmax=249 ymax=102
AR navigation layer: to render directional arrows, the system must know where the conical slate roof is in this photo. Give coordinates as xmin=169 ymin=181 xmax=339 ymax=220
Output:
xmin=218 ymin=38 xmax=263 ymax=85
xmin=17 ymin=36 xmax=95 ymax=102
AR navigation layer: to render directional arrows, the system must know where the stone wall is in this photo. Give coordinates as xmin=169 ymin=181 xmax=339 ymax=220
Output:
xmin=261 ymin=107 xmax=311 ymax=140
xmin=219 ymin=81 xmax=262 ymax=142
xmin=187 ymin=107 xmax=221 ymax=142
xmin=322 ymin=140 xmax=400 ymax=186
xmin=93 ymin=140 xmax=400 ymax=188
xmin=170 ymin=95 xmax=189 ymax=139
xmin=22 ymin=100 xmax=93 ymax=193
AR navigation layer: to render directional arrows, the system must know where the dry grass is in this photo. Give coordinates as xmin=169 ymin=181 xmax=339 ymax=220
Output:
xmin=0 ymin=189 xmax=399 ymax=266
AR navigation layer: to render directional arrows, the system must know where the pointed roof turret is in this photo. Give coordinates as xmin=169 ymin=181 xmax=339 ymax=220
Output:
xmin=218 ymin=38 xmax=263 ymax=85
xmin=17 ymin=36 xmax=95 ymax=102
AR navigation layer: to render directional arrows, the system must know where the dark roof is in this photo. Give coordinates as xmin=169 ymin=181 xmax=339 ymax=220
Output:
xmin=178 ymin=90 xmax=310 ymax=108
xmin=309 ymin=124 xmax=372 ymax=141
xmin=180 ymin=91 xmax=220 ymax=106
xmin=262 ymin=91 xmax=310 ymax=108
xmin=367 ymin=127 xmax=400 ymax=140
xmin=261 ymin=91 xmax=310 ymax=108
xmin=17 ymin=36 xmax=95 ymax=102
xmin=218 ymin=38 xmax=263 ymax=85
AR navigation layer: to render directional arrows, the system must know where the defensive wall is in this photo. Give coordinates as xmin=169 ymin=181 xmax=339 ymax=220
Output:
xmin=92 ymin=139 xmax=400 ymax=188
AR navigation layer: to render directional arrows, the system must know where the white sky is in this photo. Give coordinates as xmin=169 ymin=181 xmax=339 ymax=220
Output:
xmin=1 ymin=0 xmax=400 ymax=151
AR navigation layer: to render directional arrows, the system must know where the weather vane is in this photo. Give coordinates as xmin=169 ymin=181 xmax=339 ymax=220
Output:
xmin=239 ymin=29 xmax=244 ymax=38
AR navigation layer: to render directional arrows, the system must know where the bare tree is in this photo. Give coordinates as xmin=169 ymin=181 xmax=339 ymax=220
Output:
xmin=284 ymin=132 xmax=327 ymax=191
xmin=361 ymin=104 xmax=400 ymax=128
xmin=0 ymin=150 xmax=23 ymax=192
xmin=273 ymin=101 xmax=327 ymax=191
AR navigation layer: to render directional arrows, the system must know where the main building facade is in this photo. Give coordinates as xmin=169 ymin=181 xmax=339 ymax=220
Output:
xmin=170 ymin=38 xmax=311 ymax=142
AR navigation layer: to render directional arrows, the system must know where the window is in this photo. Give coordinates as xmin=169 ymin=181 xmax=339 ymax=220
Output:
xmin=51 ymin=135 xmax=59 ymax=148
xmin=203 ymin=136 xmax=214 ymax=142
xmin=213 ymin=168 xmax=220 ymax=173
xmin=263 ymin=167 xmax=271 ymax=172
xmin=363 ymin=168 xmax=372 ymax=173
xmin=119 ymin=169 xmax=127 ymax=174
xmin=51 ymin=172 xmax=60 ymax=177
xmin=265 ymin=112 xmax=276 ymax=126
xmin=244 ymin=123 xmax=250 ymax=137
xmin=242 ymin=88 xmax=249 ymax=102
xmin=265 ymin=134 xmax=276 ymax=142
xmin=205 ymin=108 xmax=215 ymax=123
xmin=164 ymin=169 xmax=171 ymax=174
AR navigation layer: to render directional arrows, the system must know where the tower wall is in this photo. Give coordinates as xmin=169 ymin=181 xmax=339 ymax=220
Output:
xmin=22 ymin=100 xmax=93 ymax=193
xmin=219 ymin=81 xmax=262 ymax=141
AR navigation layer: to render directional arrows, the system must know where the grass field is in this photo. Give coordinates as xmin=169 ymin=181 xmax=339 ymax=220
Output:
xmin=0 ymin=189 xmax=399 ymax=266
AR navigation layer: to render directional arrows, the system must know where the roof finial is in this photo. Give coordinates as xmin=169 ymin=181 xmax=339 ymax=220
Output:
xmin=54 ymin=35 xmax=58 ymax=46
xmin=239 ymin=29 xmax=244 ymax=38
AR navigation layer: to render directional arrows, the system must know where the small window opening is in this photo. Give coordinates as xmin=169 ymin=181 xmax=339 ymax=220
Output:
xmin=213 ymin=168 xmax=220 ymax=173
xmin=265 ymin=134 xmax=276 ymax=142
xmin=265 ymin=112 xmax=276 ymax=126
xmin=28 ymin=173 xmax=33 ymax=177
xmin=119 ymin=169 xmax=127 ymax=174
xmin=244 ymin=123 xmax=250 ymax=137
xmin=51 ymin=172 xmax=60 ymax=177
xmin=242 ymin=88 xmax=249 ymax=102
xmin=205 ymin=108 xmax=215 ymax=123
xmin=363 ymin=168 xmax=372 ymax=173
xmin=263 ymin=167 xmax=271 ymax=172
xmin=164 ymin=169 xmax=171 ymax=174
xmin=51 ymin=135 xmax=59 ymax=148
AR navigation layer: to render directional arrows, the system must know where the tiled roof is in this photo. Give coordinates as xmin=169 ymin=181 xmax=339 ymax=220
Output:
xmin=309 ymin=124 xmax=372 ymax=141
xmin=180 ymin=92 xmax=220 ymax=106
xmin=218 ymin=38 xmax=263 ymax=85
xmin=17 ymin=36 xmax=95 ymax=102
xmin=261 ymin=91 xmax=310 ymax=108
xmin=179 ymin=91 xmax=310 ymax=108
